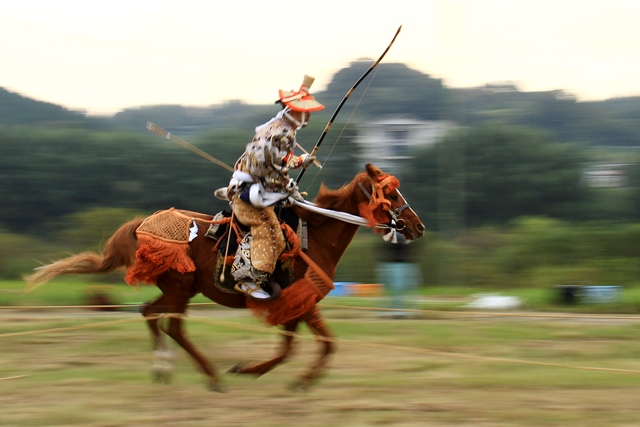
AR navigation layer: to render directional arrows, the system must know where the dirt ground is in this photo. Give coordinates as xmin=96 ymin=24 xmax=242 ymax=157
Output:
xmin=2 ymin=308 xmax=640 ymax=427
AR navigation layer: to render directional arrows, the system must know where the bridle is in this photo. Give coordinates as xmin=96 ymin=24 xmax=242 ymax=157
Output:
xmin=389 ymin=190 xmax=410 ymax=231
xmin=357 ymin=176 xmax=409 ymax=232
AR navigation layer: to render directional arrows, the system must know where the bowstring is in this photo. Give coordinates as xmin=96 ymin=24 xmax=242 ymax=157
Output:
xmin=302 ymin=65 xmax=382 ymax=193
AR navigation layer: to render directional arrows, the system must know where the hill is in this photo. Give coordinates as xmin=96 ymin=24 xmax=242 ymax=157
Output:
xmin=3 ymin=61 xmax=640 ymax=146
xmin=0 ymin=87 xmax=98 ymax=127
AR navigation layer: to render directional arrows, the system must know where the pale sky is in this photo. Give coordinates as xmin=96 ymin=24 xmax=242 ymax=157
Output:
xmin=2 ymin=0 xmax=640 ymax=115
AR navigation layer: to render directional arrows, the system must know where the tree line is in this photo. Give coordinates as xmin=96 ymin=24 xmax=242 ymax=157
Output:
xmin=3 ymin=60 xmax=640 ymax=147
xmin=400 ymin=126 xmax=640 ymax=231
xmin=2 ymin=123 xmax=640 ymax=287
xmin=0 ymin=123 xmax=361 ymax=235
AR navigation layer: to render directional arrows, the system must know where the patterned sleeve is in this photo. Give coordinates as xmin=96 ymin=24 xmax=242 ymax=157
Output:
xmin=244 ymin=119 xmax=298 ymax=190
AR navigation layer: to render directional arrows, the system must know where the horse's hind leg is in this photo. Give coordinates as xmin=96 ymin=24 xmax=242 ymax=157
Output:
xmin=141 ymin=295 xmax=174 ymax=384
xmin=228 ymin=318 xmax=301 ymax=377
xmin=164 ymin=314 xmax=224 ymax=392
xmin=142 ymin=289 xmax=223 ymax=392
xmin=291 ymin=306 xmax=336 ymax=391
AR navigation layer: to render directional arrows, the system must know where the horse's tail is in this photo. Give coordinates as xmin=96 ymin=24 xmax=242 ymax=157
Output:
xmin=24 ymin=218 xmax=144 ymax=292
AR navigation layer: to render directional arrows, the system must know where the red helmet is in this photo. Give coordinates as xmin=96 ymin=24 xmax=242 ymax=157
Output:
xmin=278 ymin=75 xmax=325 ymax=112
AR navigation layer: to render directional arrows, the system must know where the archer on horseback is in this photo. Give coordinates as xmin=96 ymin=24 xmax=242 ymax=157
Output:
xmin=225 ymin=75 xmax=324 ymax=300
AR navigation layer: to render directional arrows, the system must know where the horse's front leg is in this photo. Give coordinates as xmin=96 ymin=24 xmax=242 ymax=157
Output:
xmin=143 ymin=277 xmax=223 ymax=392
xmin=228 ymin=318 xmax=300 ymax=377
xmin=291 ymin=306 xmax=336 ymax=391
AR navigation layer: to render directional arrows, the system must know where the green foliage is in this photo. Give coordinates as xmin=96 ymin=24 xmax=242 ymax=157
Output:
xmin=0 ymin=116 xmax=366 ymax=237
xmin=110 ymin=102 xmax=276 ymax=135
xmin=5 ymin=61 xmax=640 ymax=147
xmin=438 ymin=218 xmax=640 ymax=289
xmin=0 ymin=229 xmax=60 ymax=279
xmin=401 ymin=126 xmax=590 ymax=230
xmin=0 ymin=88 xmax=91 ymax=126
xmin=46 ymin=207 xmax=148 ymax=251
xmin=450 ymin=89 xmax=640 ymax=146
xmin=334 ymin=231 xmax=383 ymax=283
xmin=322 ymin=61 xmax=449 ymax=121
xmin=0 ymin=127 xmax=234 ymax=234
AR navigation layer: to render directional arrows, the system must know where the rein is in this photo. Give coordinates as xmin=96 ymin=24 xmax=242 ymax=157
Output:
xmin=292 ymin=198 xmax=403 ymax=243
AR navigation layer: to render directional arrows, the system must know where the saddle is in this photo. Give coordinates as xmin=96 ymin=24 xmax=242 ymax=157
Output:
xmin=205 ymin=209 xmax=300 ymax=297
xmin=128 ymin=207 xmax=334 ymax=325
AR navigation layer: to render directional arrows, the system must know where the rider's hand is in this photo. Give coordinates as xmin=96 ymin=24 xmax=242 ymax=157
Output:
xmin=286 ymin=177 xmax=297 ymax=192
xmin=298 ymin=153 xmax=318 ymax=169
xmin=285 ymin=178 xmax=304 ymax=202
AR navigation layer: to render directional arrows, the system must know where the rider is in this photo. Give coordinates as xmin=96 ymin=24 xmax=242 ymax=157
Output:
xmin=227 ymin=75 xmax=325 ymax=300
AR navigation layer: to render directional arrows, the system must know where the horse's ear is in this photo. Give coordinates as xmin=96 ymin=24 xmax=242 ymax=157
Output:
xmin=365 ymin=163 xmax=384 ymax=179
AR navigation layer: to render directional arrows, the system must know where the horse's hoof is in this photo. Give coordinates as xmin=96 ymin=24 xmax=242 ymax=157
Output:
xmin=227 ymin=362 xmax=247 ymax=374
xmin=151 ymin=371 xmax=172 ymax=384
xmin=208 ymin=381 xmax=226 ymax=393
xmin=289 ymin=379 xmax=312 ymax=392
xmin=227 ymin=362 xmax=263 ymax=377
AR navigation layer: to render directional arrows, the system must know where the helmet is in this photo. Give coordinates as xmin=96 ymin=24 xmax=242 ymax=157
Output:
xmin=278 ymin=75 xmax=325 ymax=112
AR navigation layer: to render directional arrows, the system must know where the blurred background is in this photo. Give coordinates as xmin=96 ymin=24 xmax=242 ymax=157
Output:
xmin=3 ymin=1 xmax=640 ymax=300
xmin=5 ymin=5 xmax=640 ymax=426
xmin=4 ymin=60 xmax=640 ymax=294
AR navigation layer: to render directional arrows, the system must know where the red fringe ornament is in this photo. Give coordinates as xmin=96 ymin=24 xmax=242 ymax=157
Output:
xmin=125 ymin=234 xmax=195 ymax=285
xmin=247 ymin=278 xmax=321 ymax=326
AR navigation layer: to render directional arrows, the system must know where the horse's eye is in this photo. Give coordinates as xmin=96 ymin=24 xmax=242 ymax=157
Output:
xmin=389 ymin=194 xmax=399 ymax=201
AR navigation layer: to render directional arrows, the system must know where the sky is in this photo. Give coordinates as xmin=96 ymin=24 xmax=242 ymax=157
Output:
xmin=2 ymin=0 xmax=640 ymax=115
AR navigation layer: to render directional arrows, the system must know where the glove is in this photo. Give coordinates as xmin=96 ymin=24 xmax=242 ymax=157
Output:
xmin=286 ymin=177 xmax=298 ymax=192
xmin=298 ymin=153 xmax=317 ymax=169
xmin=285 ymin=178 xmax=304 ymax=200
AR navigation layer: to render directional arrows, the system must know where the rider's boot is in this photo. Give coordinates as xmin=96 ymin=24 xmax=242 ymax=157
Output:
xmin=231 ymin=233 xmax=281 ymax=301
xmin=235 ymin=281 xmax=271 ymax=300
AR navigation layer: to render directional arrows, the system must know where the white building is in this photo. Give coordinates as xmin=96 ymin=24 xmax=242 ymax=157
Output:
xmin=582 ymin=164 xmax=630 ymax=188
xmin=354 ymin=115 xmax=459 ymax=172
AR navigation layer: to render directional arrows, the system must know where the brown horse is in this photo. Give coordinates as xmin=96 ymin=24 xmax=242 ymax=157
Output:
xmin=24 ymin=163 xmax=424 ymax=391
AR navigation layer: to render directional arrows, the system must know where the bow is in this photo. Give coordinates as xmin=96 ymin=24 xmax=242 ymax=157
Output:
xmin=296 ymin=25 xmax=402 ymax=184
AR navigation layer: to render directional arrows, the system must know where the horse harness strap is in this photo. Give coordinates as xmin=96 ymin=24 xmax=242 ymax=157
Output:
xmin=357 ymin=176 xmax=410 ymax=225
xmin=357 ymin=179 xmax=389 ymax=210
xmin=391 ymin=190 xmax=410 ymax=224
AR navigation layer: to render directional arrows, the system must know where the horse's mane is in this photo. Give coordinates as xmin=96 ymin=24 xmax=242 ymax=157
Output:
xmin=292 ymin=173 xmax=368 ymax=226
xmin=314 ymin=169 xmax=401 ymax=228
xmin=313 ymin=173 xmax=368 ymax=213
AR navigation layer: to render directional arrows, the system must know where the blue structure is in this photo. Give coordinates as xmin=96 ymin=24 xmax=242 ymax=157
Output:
xmin=376 ymin=238 xmax=422 ymax=312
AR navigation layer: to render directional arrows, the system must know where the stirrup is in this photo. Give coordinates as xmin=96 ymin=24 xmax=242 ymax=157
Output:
xmin=235 ymin=282 xmax=271 ymax=300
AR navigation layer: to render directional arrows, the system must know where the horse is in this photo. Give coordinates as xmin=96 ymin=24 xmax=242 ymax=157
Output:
xmin=24 ymin=163 xmax=425 ymax=391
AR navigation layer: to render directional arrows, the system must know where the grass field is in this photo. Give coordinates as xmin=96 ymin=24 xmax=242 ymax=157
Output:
xmin=3 ymin=279 xmax=640 ymax=426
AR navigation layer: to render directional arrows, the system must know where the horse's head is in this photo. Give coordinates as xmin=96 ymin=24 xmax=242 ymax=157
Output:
xmin=357 ymin=163 xmax=425 ymax=242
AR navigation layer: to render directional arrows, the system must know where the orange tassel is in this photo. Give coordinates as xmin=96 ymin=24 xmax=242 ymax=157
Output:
xmin=247 ymin=278 xmax=320 ymax=326
xmin=125 ymin=234 xmax=195 ymax=285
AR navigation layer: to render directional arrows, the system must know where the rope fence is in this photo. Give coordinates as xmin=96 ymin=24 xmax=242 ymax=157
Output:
xmin=3 ymin=301 xmax=640 ymax=321
xmin=185 ymin=313 xmax=640 ymax=375
xmin=0 ymin=375 xmax=28 ymax=381
xmin=2 ymin=302 xmax=640 ymax=376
